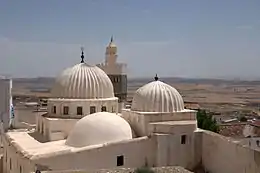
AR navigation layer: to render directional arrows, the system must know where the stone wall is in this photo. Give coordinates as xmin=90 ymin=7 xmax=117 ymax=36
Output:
xmin=33 ymin=137 xmax=156 ymax=171
xmin=0 ymin=155 xmax=3 ymax=173
xmin=39 ymin=166 xmax=193 ymax=173
xmin=202 ymin=130 xmax=260 ymax=173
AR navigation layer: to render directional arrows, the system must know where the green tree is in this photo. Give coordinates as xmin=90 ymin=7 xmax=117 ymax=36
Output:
xmin=238 ymin=115 xmax=247 ymax=122
xmin=196 ymin=109 xmax=219 ymax=133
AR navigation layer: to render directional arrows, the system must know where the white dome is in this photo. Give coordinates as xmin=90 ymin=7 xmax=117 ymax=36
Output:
xmin=131 ymin=80 xmax=184 ymax=112
xmin=51 ymin=63 xmax=114 ymax=99
xmin=66 ymin=112 xmax=132 ymax=147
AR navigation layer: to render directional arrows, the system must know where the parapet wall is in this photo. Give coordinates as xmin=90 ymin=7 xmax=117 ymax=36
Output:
xmin=33 ymin=137 xmax=156 ymax=171
xmin=38 ymin=166 xmax=193 ymax=173
xmin=201 ymin=130 xmax=260 ymax=173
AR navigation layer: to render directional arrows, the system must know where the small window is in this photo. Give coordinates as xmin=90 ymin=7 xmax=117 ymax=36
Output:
xmin=42 ymin=123 xmax=44 ymax=134
xmin=101 ymin=106 xmax=106 ymax=112
xmin=112 ymin=107 xmax=115 ymax=113
xmin=10 ymin=158 xmax=12 ymax=170
xmin=181 ymin=135 xmax=186 ymax=144
xmin=77 ymin=107 xmax=83 ymax=115
xmin=90 ymin=106 xmax=96 ymax=114
xmin=63 ymin=106 xmax=69 ymax=115
xmin=117 ymin=155 xmax=124 ymax=166
xmin=20 ymin=166 xmax=22 ymax=173
xmin=52 ymin=106 xmax=56 ymax=114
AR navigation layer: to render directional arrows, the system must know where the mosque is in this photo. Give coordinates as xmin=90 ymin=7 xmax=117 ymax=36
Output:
xmin=2 ymin=38 xmax=260 ymax=173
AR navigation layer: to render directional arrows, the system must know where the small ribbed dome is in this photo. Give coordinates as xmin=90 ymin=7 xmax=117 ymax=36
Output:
xmin=66 ymin=112 xmax=132 ymax=147
xmin=131 ymin=80 xmax=184 ymax=112
xmin=51 ymin=63 xmax=114 ymax=99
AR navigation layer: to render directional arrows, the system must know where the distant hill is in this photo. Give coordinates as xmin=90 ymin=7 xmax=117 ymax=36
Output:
xmin=12 ymin=76 xmax=260 ymax=91
xmin=128 ymin=77 xmax=260 ymax=86
xmin=13 ymin=77 xmax=55 ymax=90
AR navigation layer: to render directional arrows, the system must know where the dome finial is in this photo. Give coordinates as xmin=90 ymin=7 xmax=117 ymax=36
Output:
xmin=110 ymin=35 xmax=113 ymax=43
xmin=154 ymin=74 xmax=159 ymax=81
xmin=80 ymin=47 xmax=84 ymax=63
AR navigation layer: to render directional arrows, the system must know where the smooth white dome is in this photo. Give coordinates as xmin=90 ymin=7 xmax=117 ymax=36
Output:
xmin=51 ymin=63 xmax=114 ymax=99
xmin=66 ymin=112 xmax=132 ymax=147
xmin=131 ymin=80 xmax=184 ymax=112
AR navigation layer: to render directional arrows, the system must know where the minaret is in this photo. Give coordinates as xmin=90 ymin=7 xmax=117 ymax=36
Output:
xmin=97 ymin=36 xmax=128 ymax=112
xmin=105 ymin=36 xmax=118 ymax=66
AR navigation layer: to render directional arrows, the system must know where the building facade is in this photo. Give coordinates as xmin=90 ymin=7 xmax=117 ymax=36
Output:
xmin=0 ymin=76 xmax=12 ymax=131
xmin=97 ymin=37 xmax=127 ymax=105
xmin=3 ymin=47 xmax=260 ymax=173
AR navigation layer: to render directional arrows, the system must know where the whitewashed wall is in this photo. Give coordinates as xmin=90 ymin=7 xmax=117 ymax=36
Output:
xmin=33 ymin=137 xmax=156 ymax=171
xmin=37 ymin=114 xmax=78 ymax=141
xmin=202 ymin=130 xmax=260 ymax=173
xmin=47 ymin=98 xmax=118 ymax=118
xmin=0 ymin=78 xmax=12 ymax=130
xmin=3 ymin=136 xmax=34 ymax=173
xmin=121 ymin=109 xmax=197 ymax=137
xmin=155 ymin=132 xmax=201 ymax=170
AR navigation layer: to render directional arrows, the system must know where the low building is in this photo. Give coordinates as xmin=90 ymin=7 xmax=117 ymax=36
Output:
xmin=2 ymin=41 xmax=260 ymax=173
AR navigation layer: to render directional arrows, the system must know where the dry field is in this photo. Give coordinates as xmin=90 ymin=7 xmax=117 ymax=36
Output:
xmin=12 ymin=77 xmax=260 ymax=114
xmin=127 ymin=80 xmax=260 ymax=114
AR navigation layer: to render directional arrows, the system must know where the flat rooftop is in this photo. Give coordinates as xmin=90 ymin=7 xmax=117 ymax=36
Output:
xmin=41 ymin=166 xmax=193 ymax=173
xmin=150 ymin=120 xmax=197 ymax=126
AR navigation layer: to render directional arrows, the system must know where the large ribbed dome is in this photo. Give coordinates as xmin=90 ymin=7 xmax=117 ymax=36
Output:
xmin=66 ymin=112 xmax=132 ymax=147
xmin=131 ymin=80 xmax=184 ymax=112
xmin=51 ymin=63 xmax=114 ymax=99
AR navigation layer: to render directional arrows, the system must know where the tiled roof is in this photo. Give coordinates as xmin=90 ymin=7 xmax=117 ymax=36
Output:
xmin=219 ymin=123 xmax=246 ymax=137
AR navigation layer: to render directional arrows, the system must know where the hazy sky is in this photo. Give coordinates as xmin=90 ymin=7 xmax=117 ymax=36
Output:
xmin=0 ymin=0 xmax=260 ymax=79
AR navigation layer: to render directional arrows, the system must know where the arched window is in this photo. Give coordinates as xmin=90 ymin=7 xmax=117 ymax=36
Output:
xmin=42 ymin=122 xmax=44 ymax=134
xmin=112 ymin=107 xmax=114 ymax=113
xmin=9 ymin=158 xmax=12 ymax=170
xmin=90 ymin=106 xmax=96 ymax=114
xmin=63 ymin=106 xmax=69 ymax=115
xmin=77 ymin=107 xmax=83 ymax=115
xmin=101 ymin=106 xmax=106 ymax=112
xmin=52 ymin=106 xmax=56 ymax=114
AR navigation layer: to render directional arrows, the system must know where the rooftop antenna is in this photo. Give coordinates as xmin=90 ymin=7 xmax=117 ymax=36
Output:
xmin=80 ymin=47 xmax=84 ymax=63
xmin=154 ymin=74 xmax=159 ymax=81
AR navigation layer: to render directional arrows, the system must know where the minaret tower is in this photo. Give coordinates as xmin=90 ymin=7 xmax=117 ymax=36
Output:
xmin=97 ymin=36 xmax=127 ymax=112
xmin=105 ymin=36 xmax=118 ymax=66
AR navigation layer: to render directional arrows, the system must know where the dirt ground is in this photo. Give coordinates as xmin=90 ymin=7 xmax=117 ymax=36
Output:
xmin=12 ymin=78 xmax=260 ymax=115
xmin=128 ymin=82 xmax=260 ymax=114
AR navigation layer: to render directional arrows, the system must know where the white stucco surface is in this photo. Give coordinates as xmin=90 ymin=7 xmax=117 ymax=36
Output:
xmin=47 ymin=98 xmax=119 ymax=118
xmin=51 ymin=63 xmax=114 ymax=99
xmin=131 ymin=80 xmax=184 ymax=112
xmin=201 ymin=130 xmax=260 ymax=173
xmin=1 ymin=39 xmax=202 ymax=173
xmin=66 ymin=112 xmax=133 ymax=147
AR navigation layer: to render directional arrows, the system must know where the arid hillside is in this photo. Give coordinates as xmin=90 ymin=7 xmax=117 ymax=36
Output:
xmin=12 ymin=77 xmax=260 ymax=114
